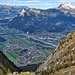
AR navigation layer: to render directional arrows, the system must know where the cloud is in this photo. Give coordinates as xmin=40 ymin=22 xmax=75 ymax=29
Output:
xmin=5 ymin=0 xmax=18 ymax=3
xmin=18 ymin=0 xmax=40 ymax=3
xmin=18 ymin=1 xmax=53 ymax=9
xmin=3 ymin=0 xmax=53 ymax=9
xmin=57 ymin=0 xmax=75 ymax=3
xmin=5 ymin=0 xmax=41 ymax=4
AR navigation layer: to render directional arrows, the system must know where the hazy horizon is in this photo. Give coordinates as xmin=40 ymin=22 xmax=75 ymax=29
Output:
xmin=0 ymin=0 xmax=75 ymax=9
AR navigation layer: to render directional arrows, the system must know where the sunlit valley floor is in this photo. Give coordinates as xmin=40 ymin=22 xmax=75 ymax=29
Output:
xmin=0 ymin=25 xmax=63 ymax=68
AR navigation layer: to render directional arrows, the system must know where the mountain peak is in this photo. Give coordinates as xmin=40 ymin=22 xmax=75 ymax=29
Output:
xmin=58 ymin=3 xmax=75 ymax=10
xmin=19 ymin=8 xmax=29 ymax=16
xmin=19 ymin=8 xmax=41 ymax=16
xmin=30 ymin=8 xmax=41 ymax=14
xmin=0 ymin=4 xmax=13 ymax=9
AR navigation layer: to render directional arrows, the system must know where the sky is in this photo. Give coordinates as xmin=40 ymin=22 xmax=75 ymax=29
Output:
xmin=0 ymin=0 xmax=75 ymax=9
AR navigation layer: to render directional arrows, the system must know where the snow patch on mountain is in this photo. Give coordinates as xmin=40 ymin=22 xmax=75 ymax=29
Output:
xmin=58 ymin=3 xmax=75 ymax=10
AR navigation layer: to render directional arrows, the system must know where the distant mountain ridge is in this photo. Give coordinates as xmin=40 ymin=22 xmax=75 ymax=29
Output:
xmin=57 ymin=3 xmax=75 ymax=17
xmin=0 ymin=4 xmax=28 ymax=25
xmin=58 ymin=3 xmax=75 ymax=10
xmin=0 ymin=4 xmax=28 ymax=9
xmin=9 ymin=3 xmax=75 ymax=34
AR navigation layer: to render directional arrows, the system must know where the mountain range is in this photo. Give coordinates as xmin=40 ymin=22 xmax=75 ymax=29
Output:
xmin=1 ymin=3 xmax=75 ymax=75
xmin=9 ymin=3 xmax=75 ymax=34
xmin=0 ymin=4 xmax=27 ymax=25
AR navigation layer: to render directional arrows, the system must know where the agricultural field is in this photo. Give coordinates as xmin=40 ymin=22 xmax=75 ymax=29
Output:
xmin=0 ymin=25 xmax=65 ymax=68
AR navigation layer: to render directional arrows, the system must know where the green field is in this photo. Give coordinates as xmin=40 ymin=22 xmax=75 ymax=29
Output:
xmin=5 ymin=52 xmax=20 ymax=62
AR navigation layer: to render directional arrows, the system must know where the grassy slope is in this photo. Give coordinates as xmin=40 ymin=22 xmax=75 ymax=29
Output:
xmin=20 ymin=72 xmax=35 ymax=75
xmin=54 ymin=66 xmax=75 ymax=75
xmin=0 ymin=51 xmax=20 ymax=75
xmin=37 ymin=31 xmax=75 ymax=75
